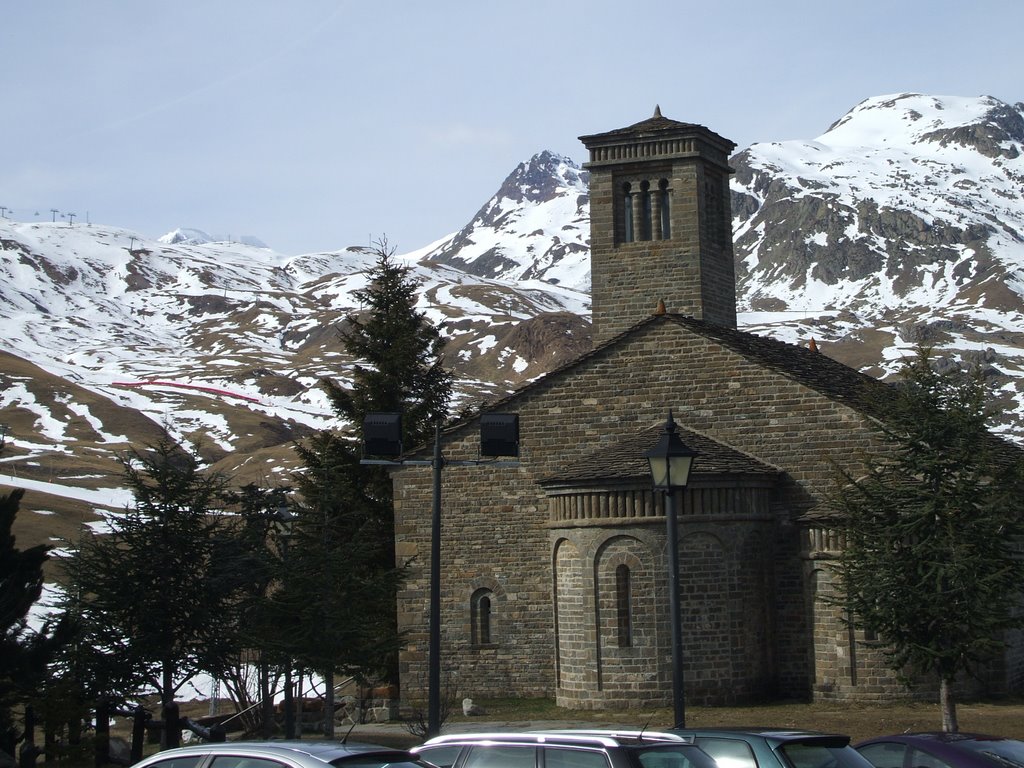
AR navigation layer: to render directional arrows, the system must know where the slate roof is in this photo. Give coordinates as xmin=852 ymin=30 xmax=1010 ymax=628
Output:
xmin=446 ymin=311 xmax=897 ymax=487
xmin=578 ymin=106 xmax=735 ymax=152
xmin=478 ymin=311 xmax=893 ymax=425
xmin=662 ymin=314 xmax=893 ymax=421
xmin=539 ymin=422 xmax=780 ymax=486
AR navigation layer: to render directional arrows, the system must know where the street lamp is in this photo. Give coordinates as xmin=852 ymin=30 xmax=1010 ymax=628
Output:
xmin=270 ymin=499 xmax=298 ymax=739
xmin=362 ymin=411 xmax=520 ymax=737
xmin=645 ymin=410 xmax=697 ymax=728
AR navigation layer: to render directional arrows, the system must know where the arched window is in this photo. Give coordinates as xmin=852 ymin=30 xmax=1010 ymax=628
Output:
xmin=620 ymin=178 xmax=671 ymax=243
xmin=615 ymin=564 xmax=632 ymax=648
xmin=659 ymin=178 xmax=671 ymax=239
xmin=639 ymin=180 xmax=652 ymax=241
xmin=471 ymin=588 xmax=494 ymax=646
xmin=622 ymin=182 xmax=634 ymax=243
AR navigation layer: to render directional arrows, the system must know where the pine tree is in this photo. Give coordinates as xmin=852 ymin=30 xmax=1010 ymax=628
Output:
xmin=62 ymin=437 xmax=238 ymax=744
xmin=320 ymin=237 xmax=452 ymax=525
xmin=1 ymin=489 xmax=70 ymax=761
xmin=324 ymin=236 xmax=452 ymax=449
xmin=833 ymin=347 xmax=1024 ymax=732
xmin=287 ymin=238 xmax=452 ymax=730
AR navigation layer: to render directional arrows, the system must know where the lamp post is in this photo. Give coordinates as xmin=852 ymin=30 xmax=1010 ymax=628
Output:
xmin=362 ymin=412 xmax=519 ymax=738
xmin=271 ymin=499 xmax=298 ymax=739
xmin=645 ymin=410 xmax=697 ymax=728
xmin=427 ymin=422 xmax=443 ymax=737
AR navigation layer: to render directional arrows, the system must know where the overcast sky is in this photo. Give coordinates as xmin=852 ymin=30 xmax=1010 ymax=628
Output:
xmin=2 ymin=1 xmax=1020 ymax=256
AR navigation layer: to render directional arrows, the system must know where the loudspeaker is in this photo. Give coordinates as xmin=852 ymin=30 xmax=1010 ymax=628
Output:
xmin=363 ymin=412 xmax=403 ymax=457
xmin=480 ymin=413 xmax=519 ymax=457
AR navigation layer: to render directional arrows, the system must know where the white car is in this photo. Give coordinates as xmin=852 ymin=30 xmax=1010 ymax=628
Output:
xmin=131 ymin=741 xmax=429 ymax=768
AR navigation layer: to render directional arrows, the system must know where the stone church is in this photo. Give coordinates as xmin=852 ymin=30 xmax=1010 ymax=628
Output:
xmin=389 ymin=109 xmax=1024 ymax=710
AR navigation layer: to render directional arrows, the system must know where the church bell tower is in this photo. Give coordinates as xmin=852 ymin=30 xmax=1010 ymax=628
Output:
xmin=579 ymin=107 xmax=738 ymax=344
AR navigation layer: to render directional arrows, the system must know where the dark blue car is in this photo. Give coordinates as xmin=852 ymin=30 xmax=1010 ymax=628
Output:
xmin=856 ymin=733 xmax=1024 ymax=768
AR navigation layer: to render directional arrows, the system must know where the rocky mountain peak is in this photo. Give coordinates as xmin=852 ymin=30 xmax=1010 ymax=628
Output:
xmin=493 ymin=150 xmax=588 ymax=205
xmin=421 ymin=151 xmax=591 ymax=291
xmin=731 ymin=92 xmax=1024 ymax=441
xmin=158 ymin=227 xmax=270 ymax=249
xmin=822 ymin=93 xmax=1024 ymax=157
xmin=920 ymin=99 xmax=1024 ymax=159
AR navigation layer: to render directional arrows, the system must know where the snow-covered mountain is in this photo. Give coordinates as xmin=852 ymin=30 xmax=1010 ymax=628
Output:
xmin=421 ymin=150 xmax=592 ymax=291
xmin=158 ymin=227 xmax=269 ymax=248
xmin=0 ymin=217 xmax=591 ymax=531
xmin=730 ymin=93 xmax=1024 ymax=439
xmin=3 ymin=92 xmax=1024 ymax=544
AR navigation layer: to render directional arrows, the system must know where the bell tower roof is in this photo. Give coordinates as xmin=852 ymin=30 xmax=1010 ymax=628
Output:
xmin=579 ymin=108 xmax=735 ymax=164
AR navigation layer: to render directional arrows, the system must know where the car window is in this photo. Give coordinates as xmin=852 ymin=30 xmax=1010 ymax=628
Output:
xmin=144 ymin=758 xmax=205 ymax=768
xmin=463 ymin=745 xmax=537 ymax=768
xmin=634 ymin=746 xmax=714 ymax=768
xmin=906 ymin=749 xmax=952 ymax=768
xmin=778 ymin=744 xmax=871 ymax=768
xmin=693 ymin=739 xmax=758 ymax=768
xmin=545 ymin=747 xmax=609 ymax=768
xmin=209 ymin=757 xmax=289 ymax=768
xmin=857 ymin=743 xmax=907 ymax=768
xmin=415 ymin=746 xmax=465 ymax=768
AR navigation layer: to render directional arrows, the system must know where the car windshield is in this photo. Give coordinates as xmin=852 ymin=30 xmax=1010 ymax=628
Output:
xmin=956 ymin=739 xmax=1024 ymax=768
xmin=778 ymin=744 xmax=875 ymax=768
xmin=632 ymin=745 xmax=719 ymax=768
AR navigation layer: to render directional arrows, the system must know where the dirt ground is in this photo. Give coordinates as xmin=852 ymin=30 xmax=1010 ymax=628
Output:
xmin=439 ymin=698 xmax=1024 ymax=742
xmin=163 ymin=696 xmax=1024 ymax=749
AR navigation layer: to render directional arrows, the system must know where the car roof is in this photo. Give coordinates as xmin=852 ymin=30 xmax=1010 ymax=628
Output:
xmin=267 ymin=741 xmax=414 ymax=757
xmin=673 ymin=728 xmax=839 ymax=737
xmin=417 ymin=731 xmax=694 ymax=748
xmin=670 ymin=728 xmax=852 ymax=746
xmin=856 ymin=733 xmax=1017 ymax=747
xmin=530 ymin=729 xmax=691 ymax=743
xmin=860 ymin=733 xmax=1008 ymax=742
xmin=141 ymin=740 xmax=413 ymax=764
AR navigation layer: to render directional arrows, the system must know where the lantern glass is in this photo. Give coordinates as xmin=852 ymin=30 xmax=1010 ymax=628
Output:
xmin=645 ymin=412 xmax=698 ymax=490
xmin=648 ymin=453 xmax=694 ymax=490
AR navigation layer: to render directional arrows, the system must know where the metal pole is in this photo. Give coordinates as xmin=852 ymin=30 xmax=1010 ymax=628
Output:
xmin=665 ymin=488 xmax=685 ymax=727
xmin=280 ymin=534 xmax=296 ymax=739
xmin=427 ymin=421 xmax=443 ymax=737
xmin=284 ymin=665 xmax=295 ymax=739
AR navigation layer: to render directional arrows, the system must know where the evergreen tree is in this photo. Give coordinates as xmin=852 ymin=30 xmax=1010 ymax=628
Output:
xmin=0 ymin=489 xmax=70 ymax=761
xmin=287 ymin=238 xmax=452 ymax=727
xmin=62 ymin=437 xmax=238 ymax=744
xmin=833 ymin=347 xmax=1024 ymax=732
xmin=324 ymin=236 xmax=452 ymax=451
xmin=215 ymin=483 xmax=295 ymax=736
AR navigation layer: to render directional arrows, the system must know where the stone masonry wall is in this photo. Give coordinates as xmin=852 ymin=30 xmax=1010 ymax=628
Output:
xmin=804 ymin=551 xmax=1002 ymax=703
xmin=554 ymin=526 xmax=664 ymax=709
xmin=553 ymin=538 xmax=588 ymax=704
xmin=589 ymin=158 xmax=736 ymax=345
xmin=393 ymin=318 xmax=888 ymax=708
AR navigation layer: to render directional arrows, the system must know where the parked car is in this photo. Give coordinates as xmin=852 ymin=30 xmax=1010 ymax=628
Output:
xmin=411 ymin=729 xmax=718 ymax=768
xmin=855 ymin=732 xmax=1024 ymax=768
xmin=665 ymin=728 xmax=877 ymax=768
xmin=131 ymin=741 xmax=430 ymax=768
